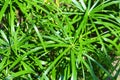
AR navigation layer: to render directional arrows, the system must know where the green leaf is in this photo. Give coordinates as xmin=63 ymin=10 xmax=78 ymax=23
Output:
xmin=72 ymin=0 xmax=84 ymax=12
xmin=74 ymin=10 xmax=88 ymax=41
xmin=0 ymin=57 xmax=7 ymax=71
xmin=10 ymin=2 xmax=15 ymax=35
xmin=44 ymin=46 xmax=71 ymax=75
xmin=33 ymin=24 xmax=47 ymax=52
xmin=0 ymin=30 xmax=9 ymax=44
xmin=71 ymin=49 xmax=77 ymax=80
xmin=5 ymin=70 xmax=33 ymax=79
xmin=9 ymin=47 xmax=42 ymax=70
xmin=84 ymin=53 xmax=112 ymax=77
xmin=0 ymin=0 xmax=9 ymax=22
xmin=21 ymin=61 xmax=34 ymax=73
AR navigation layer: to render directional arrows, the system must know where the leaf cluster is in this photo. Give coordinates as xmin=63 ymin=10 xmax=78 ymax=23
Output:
xmin=0 ymin=0 xmax=120 ymax=80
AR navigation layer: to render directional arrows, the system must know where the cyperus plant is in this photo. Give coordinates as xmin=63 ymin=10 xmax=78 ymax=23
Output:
xmin=0 ymin=0 xmax=120 ymax=80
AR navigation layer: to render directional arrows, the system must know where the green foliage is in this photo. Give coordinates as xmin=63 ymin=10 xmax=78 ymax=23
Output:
xmin=0 ymin=0 xmax=120 ymax=80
